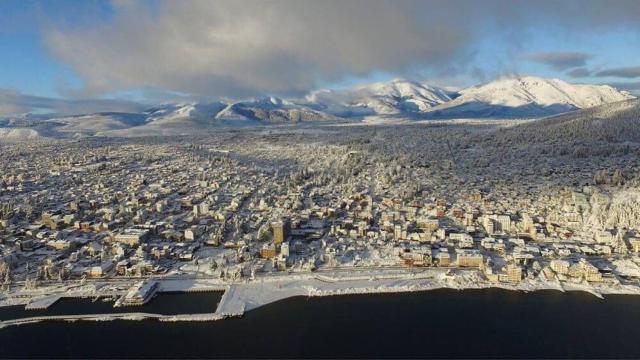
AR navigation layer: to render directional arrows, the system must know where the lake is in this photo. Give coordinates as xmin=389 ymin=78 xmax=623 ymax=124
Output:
xmin=1 ymin=289 xmax=639 ymax=358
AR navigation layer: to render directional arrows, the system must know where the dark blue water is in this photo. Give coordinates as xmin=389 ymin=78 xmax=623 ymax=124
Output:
xmin=0 ymin=289 xmax=638 ymax=358
xmin=0 ymin=292 xmax=223 ymax=321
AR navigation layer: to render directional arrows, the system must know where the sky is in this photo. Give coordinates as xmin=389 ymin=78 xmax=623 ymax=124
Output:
xmin=1 ymin=0 xmax=640 ymax=115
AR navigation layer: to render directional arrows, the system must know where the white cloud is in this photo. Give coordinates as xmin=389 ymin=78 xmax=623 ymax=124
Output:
xmin=43 ymin=0 xmax=640 ymax=99
xmin=44 ymin=0 xmax=481 ymax=98
xmin=524 ymin=52 xmax=592 ymax=71
xmin=0 ymin=89 xmax=146 ymax=116
xmin=596 ymin=66 xmax=640 ymax=78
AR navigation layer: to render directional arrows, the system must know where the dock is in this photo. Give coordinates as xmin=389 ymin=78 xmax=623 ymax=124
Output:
xmin=25 ymin=295 xmax=62 ymax=310
xmin=213 ymin=285 xmax=245 ymax=317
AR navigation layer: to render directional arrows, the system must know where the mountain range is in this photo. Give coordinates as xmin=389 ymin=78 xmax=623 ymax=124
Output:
xmin=0 ymin=76 xmax=635 ymax=140
xmin=428 ymin=76 xmax=634 ymax=118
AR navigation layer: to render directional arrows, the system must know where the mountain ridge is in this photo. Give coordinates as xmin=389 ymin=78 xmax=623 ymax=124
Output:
xmin=427 ymin=76 xmax=634 ymax=118
xmin=0 ymin=76 xmax=635 ymax=140
xmin=496 ymin=97 xmax=640 ymax=144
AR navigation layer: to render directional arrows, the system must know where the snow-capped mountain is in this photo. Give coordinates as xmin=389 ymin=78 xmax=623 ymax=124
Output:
xmin=302 ymin=78 xmax=456 ymax=116
xmin=348 ymin=78 xmax=456 ymax=114
xmin=428 ymin=76 xmax=635 ymax=118
xmin=92 ymin=99 xmax=340 ymax=137
xmin=0 ymin=75 xmax=635 ymax=140
xmin=146 ymin=102 xmax=226 ymax=123
xmin=215 ymin=97 xmax=339 ymax=123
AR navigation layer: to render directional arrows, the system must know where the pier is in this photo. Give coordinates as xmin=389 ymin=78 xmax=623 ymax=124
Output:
xmin=24 ymin=295 xmax=62 ymax=310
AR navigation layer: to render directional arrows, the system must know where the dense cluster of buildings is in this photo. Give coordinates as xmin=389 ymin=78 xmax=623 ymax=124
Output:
xmin=0 ymin=125 xmax=639 ymax=292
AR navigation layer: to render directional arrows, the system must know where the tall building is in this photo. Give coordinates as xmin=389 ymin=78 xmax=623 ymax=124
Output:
xmin=272 ymin=219 xmax=290 ymax=245
xmin=483 ymin=217 xmax=495 ymax=235
xmin=280 ymin=242 xmax=290 ymax=257
xmin=506 ymin=264 xmax=522 ymax=283
xmin=394 ymin=224 xmax=402 ymax=241
xmin=456 ymin=249 xmax=483 ymax=268
xmin=260 ymin=243 xmax=277 ymax=259
xmin=357 ymin=221 xmax=367 ymax=237
xmin=494 ymin=215 xmax=511 ymax=233
xmin=435 ymin=248 xmax=450 ymax=267
xmin=483 ymin=214 xmax=511 ymax=234
xmin=464 ymin=213 xmax=474 ymax=227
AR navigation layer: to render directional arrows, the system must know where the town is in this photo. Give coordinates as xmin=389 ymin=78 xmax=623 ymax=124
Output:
xmin=1 ymin=122 xmax=640 ymax=311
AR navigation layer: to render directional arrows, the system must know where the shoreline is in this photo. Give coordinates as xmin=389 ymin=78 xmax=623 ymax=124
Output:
xmin=2 ymin=268 xmax=640 ymax=329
